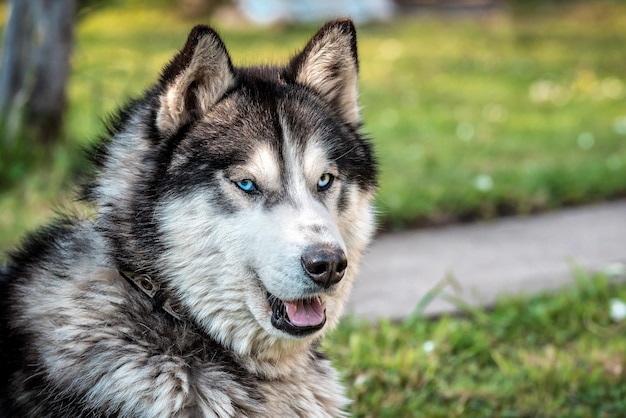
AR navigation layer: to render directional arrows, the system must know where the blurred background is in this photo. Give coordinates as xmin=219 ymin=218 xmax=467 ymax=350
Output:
xmin=1 ymin=0 xmax=625 ymax=250
xmin=1 ymin=1 xmax=625 ymax=416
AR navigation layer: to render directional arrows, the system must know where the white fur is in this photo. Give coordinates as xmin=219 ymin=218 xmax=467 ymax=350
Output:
xmin=156 ymin=107 xmax=375 ymax=382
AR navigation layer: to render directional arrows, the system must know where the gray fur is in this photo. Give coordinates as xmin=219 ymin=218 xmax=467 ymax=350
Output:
xmin=1 ymin=19 xmax=377 ymax=417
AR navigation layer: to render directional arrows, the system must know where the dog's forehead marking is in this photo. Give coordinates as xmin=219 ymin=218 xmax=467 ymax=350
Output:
xmin=277 ymin=112 xmax=332 ymax=186
xmin=248 ymin=145 xmax=281 ymax=189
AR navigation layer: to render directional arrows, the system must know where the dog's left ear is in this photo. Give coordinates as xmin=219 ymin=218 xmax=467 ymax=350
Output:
xmin=289 ymin=19 xmax=360 ymax=127
xmin=156 ymin=25 xmax=235 ymax=136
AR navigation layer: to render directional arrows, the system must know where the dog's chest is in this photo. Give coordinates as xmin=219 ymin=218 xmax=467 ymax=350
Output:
xmin=255 ymin=368 xmax=348 ymax=418
xmin=117 ymin=349 xmax=347 ymax=417
xmin=17 ymin=268 xmax=348 ymax=417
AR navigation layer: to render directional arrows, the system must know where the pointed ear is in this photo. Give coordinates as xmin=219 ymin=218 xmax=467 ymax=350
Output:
xmin=290 ymin=19 xmax=360 ymax=126
xmin=156 ymin=25 xmax=235 ymax=135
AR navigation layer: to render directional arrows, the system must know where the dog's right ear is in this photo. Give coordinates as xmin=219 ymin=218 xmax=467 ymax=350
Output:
xmin=156 ymin=25 xmax=235 ymax=136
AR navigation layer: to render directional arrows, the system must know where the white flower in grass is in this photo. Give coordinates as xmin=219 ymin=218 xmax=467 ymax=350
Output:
xmin=422 ymin=340 xmax=435 ymax=354
xmin=610 ymin=299 xmax=626 ymax=322
xmin=354 ymin=373 xmax=369 ymax=387
xmin=473 ymin=174 xmax=493 ymax=192
xmin=613 ymin=116 xmax=626 ymax=135
xmin=577 ymin=132 xmax=595 ymax=150
xmin=456 ymin=122 xmax=475 ymax=142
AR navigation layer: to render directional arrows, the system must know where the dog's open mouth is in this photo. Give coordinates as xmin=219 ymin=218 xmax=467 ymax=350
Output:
xmin=268 ymin=294 xmax=326 ymax=336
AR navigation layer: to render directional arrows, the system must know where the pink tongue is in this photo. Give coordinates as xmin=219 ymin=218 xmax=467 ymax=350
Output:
xmin=284 ymin=298 xmax=325 ymax=327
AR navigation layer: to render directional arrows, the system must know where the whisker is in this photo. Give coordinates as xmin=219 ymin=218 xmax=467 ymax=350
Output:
xmin=335 ymin=145 xmax=359 ymax=161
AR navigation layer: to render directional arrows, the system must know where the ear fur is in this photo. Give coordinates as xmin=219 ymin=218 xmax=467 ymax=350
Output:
xmin=290 ymin=19 xmax=360 ymax=126
xmin=157 ymin=25 xmax=235 ymax=135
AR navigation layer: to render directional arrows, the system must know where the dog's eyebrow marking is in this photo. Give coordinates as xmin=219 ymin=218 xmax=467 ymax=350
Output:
xmin=303 ymin=137 xmax=335 ymax=180
xmin=247 ymin=145 xmax=281 ymax=191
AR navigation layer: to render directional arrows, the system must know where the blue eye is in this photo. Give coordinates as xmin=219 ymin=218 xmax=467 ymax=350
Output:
xmin=317 ymin=173 xmax=334 ymax=191
xmin=236 ymin=179 xmax=257 ymax=192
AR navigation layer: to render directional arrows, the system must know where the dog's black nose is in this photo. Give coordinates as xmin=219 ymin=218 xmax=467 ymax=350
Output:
xmin=301 ymin=246 xmax=348 ymax=288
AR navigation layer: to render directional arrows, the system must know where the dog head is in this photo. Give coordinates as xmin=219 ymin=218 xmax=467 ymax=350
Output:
xmin=93 ymin=20 xmax=377 ymax=366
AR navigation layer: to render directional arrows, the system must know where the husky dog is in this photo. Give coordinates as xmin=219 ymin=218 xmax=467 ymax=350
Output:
xmin=0 ymin=19 xmax=377 ymax=417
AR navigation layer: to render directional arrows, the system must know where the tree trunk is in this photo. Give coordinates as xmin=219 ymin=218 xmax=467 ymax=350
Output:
xmin=0 ymin=0 xmax=76 ymax=146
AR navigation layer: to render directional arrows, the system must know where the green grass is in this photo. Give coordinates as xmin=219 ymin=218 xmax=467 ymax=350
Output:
xmin=326 ymin=271 xmax=626 ymax=417
xmin=361 ymin=5 xmax=626 ymax=229
xmin=2 ymin=2 xmax=626 ymax=245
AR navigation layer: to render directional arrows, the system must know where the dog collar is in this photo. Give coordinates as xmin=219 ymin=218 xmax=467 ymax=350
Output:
xmin=118 ymin=270 xmax=183 ymax=321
